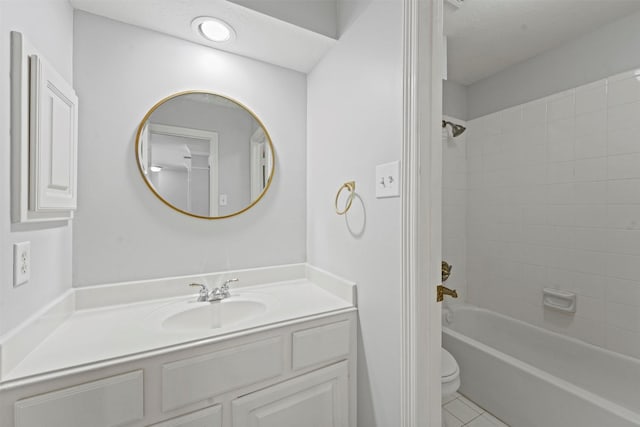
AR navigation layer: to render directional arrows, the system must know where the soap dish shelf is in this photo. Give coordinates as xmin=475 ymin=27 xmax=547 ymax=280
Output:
xmin=543 ymin=288 xmax=576 ymax=313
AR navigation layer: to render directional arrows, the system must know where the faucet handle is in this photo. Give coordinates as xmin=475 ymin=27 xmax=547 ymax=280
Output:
xmin=189 ymin=283 xmax=209 ymax=302
xmin=220 ymin=278 xmax=239 ymax=297
xmin=221 ymin=278 xmax=239 ymax=288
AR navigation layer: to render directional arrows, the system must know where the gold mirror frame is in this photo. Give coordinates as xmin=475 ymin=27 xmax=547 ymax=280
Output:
xmin=134 ymin=91 xmax=275 ymax=220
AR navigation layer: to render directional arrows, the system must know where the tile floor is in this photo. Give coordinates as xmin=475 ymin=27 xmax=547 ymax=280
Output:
xmin=442 ymin=392 xmax=509 ymax=427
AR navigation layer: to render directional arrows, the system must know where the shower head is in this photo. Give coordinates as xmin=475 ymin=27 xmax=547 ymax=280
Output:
xmin=442 ymin=120 xmax=466 ymax=137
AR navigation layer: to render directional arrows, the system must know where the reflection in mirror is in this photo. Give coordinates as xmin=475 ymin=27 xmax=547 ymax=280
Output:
xmin=136 ymin=92 xmax=274 ymax=219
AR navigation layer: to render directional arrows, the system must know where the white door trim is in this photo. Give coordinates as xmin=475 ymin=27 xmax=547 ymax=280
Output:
xmin=147 ymin=124 xmax=219 ymax=217
xmin=400 ymin=0 xmax=444 ymax=426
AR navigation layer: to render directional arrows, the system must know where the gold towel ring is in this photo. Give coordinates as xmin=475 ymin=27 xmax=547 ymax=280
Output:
xmin=335 ymin=181 xmax=356 ymax=215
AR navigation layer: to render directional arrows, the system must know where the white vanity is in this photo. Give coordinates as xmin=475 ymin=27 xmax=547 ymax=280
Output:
xmin=0 ymin=264 xmax=357 ymax=427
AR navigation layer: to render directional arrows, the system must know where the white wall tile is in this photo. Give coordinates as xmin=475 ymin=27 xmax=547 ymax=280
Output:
xmin=547 ymin=161 xmax=574 ymax=184
xmin=607 ymin=153 xmax=640 ymax=180
xmin=575 ymin=131 xmax=607 ymax=159
xmin=606 ymin=302 xmax=640 ymax=331
xmin=606 ymin=253 xmax=640 ymax=280
xmin=571 ymin=228 xmax=609 ymax=253
xmin=500 ymin=106 xmax=522 ymax=132
xmin=522 ymin=98 xmax=547 ymax=128
xmin=573 ymin=182 xmax=607 ymax=204
xmin=574 ymin=158 xmax=606 ymax=182
xmin=575 ymin=79 xmax=606 ymax=115
xmin=547 ymin=118 xmax=575 ymax=162
xmin=576 ymin=294 xmax=605 ymax=322
xmin=519 ymin=185 xmax=547 ymax=205
xmin=522 ymin=205 xmax=547 ymax=225
xmin=575 ymin=109 xmax=606 ymax=136
xmin=575 ymin=205 xmax=609 ymax=228
xmin=607 ymin=206 xmax=640 ymax=230
xmin=548 ymin=91 xmax=575 ymax=121
xmin=519 ymin=163 xmax=546 ymax=185
xmin=568 ymin=271 xmax=606 ymax=300
xmin=608 ymin=74 xmax=640 ymax=107
xmin=465 ymin=71 xmax=640 ymax=360
xmin=574 ymin=110 xmax=606 ymax=161
xmin=608 ymin=229 xmax=640 ymax=256
xmin=606 ymin=325 xmax=640 ymax=358
xmin=547 ymin=183 xmax=574 ymax=205
xmin=607 ymin=101 xmax=640 ymax=132
xmin=607 ymin=277 xmax=640 ymax=307
xmin=519 ymin=245 xmax=548 ymax=266
xmin=607 ymin=127 xmax=639 ymax=156
xmin=607 ymin=179 xmax=640 ymax=204
xmin=444 ymin=188 xmax=466 ymax=206
xmin=547 ymin=205 xmax=574 ymax=226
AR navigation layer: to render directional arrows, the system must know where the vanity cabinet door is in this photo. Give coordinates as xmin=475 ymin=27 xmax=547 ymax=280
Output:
xmin=231 ymin=361 xmax=349 ymax=427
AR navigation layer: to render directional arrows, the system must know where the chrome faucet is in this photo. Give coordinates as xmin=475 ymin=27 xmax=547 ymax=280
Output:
xmin=188 ymin=278 xmax=239 ymax=302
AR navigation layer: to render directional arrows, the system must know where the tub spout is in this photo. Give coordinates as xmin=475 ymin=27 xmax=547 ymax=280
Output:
xmin=437 ymin=285 xmax=458 ymax=302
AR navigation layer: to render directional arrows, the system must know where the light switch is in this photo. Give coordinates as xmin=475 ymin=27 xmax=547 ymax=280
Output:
xmin=219 ymin=194 xmax=228 ymax=206
xmin=376 ymin=161 xmax=400 ymax=198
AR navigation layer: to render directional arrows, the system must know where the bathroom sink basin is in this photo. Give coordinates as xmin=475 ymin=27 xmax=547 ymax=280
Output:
xmin=162 ymin=299 xmax=267 ymax=330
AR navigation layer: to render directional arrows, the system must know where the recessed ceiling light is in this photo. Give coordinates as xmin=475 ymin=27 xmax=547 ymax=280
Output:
xmin=150 ymin=165 xmax=163 ymax=172
xmin=192 ymin=17 xmax=235 ymax=43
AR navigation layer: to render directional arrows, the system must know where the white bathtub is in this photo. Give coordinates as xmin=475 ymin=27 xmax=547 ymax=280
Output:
xmin=442 ymin=304 xmax=640 ymax=427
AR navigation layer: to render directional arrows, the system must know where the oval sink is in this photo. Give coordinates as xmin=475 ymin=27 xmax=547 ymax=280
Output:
xmin=162 ymin=299 xmax=267 ymax=330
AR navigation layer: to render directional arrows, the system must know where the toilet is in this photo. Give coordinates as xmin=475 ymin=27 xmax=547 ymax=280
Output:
xmin=441 ymin=348 xmax=461 ymax=425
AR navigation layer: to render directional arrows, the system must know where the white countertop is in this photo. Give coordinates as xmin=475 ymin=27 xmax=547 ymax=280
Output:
xmin=0 ymin=264 xmax=356 ymax=386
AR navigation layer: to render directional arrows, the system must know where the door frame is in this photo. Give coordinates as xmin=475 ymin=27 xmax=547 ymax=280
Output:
xmin=147 ymin=123 xmax=220 ymax=217
xmin=400 ymin=0 xmax=444 ymax=426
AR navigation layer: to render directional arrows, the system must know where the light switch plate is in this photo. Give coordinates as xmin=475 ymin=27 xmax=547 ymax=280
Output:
xmin=219 ymin=194 xmax=228 ymax=206
xmin=376 ymin=161 xmax=400 ymax=198
xmin=13 ymin=241 xmax=30 ymax=287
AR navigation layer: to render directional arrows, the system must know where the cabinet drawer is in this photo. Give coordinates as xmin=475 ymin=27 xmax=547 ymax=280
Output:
xmin=15 ymin=370 xmax=143 ymax=427
xmin=162 ymin=337 xmax=284 ymax=412
xmin=150 ymin=405 xmax=222 ymax=427
xmin=292 ymin=321 xmax=350 ymax=370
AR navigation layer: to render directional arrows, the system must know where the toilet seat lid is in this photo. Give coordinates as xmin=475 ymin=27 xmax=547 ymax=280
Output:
xmin=441 ymin=348 xmax=459 ymax=380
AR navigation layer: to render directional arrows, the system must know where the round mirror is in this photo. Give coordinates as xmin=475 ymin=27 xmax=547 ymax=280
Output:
xmin=135 ymin=92 xmax=275 ymax=219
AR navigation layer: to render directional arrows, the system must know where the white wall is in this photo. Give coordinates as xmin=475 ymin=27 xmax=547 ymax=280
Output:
xmin=466 ymin=70 xmax=640 ymax=360
xmin=467 ymin=10 xmax=640 ymax=119
xmin=307 ymin=1 xmax=403 ymax=425
xmin=442 ymin=117 xmax=467 ymax=304
xmin=0 ymin=0 xmax=74 ymax=336
xmin=73 ymin=12 xmax=307 ymax=286
xmin=443 ymin=80 xmax=467 ymax=121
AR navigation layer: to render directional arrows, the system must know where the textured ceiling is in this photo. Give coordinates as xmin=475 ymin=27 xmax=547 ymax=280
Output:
xmin=445 ymin=0 xmax=640 ymax=85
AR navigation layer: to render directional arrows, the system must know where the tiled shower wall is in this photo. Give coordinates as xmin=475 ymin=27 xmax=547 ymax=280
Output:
xmin=465 ymin=69 xmax=640 ymax=359
xmin=443 ymin=118 xmax=467 ymax=303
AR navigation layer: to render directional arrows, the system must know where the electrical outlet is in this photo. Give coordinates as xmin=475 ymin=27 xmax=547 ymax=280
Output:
xmin=13 ymin=241 xmax=30 ymax=287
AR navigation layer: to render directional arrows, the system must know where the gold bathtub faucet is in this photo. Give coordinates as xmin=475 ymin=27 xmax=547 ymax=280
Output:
xmin=437 ymin=261 xmax=458 ymax=302
xmin=442 ymin=261 xmax=452 ymax=282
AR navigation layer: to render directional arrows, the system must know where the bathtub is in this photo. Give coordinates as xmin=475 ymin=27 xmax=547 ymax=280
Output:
xmin=442 ymin=304 xmax=640 ymax=427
